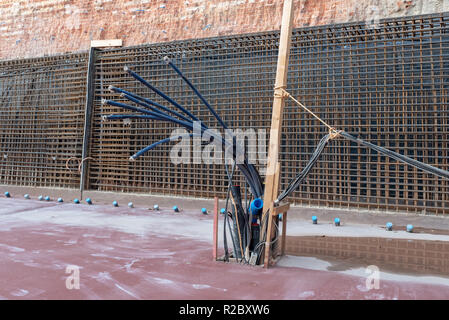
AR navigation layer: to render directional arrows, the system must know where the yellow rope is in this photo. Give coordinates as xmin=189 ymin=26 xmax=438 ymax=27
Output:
xmin=78 ymin=157 xmax=96 ymax=173
xmin=65 ymin=157 xmax=80 ymax=173
xmin=65 ymin=157 xmax=97 ymax=174
xmin=274 ymin=87 xmax=341 ymax=140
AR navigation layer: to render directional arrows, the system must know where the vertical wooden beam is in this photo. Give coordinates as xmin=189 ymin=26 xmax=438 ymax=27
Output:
xmin=281 ymin=212 xmax=287 ymax=256
xmin=80 ymin=47 xmax=97 ymax=199
xmin=213 ymin=196 xmax=219 ymax=260
xmin=261 ymin=0 xmax=294 ymax=267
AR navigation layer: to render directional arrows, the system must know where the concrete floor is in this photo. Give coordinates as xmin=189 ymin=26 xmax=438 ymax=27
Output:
xmin=0 ymin=196 xmax=449 ymax=300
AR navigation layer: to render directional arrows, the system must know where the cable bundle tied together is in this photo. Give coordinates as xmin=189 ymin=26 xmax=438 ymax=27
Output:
xmin=275 ymin=89 xmax=449 ymax=203
xmin=104 ymin=57 xmax=265 ymax=262
xmin=103 ymin=58 xmax=263 ymax=199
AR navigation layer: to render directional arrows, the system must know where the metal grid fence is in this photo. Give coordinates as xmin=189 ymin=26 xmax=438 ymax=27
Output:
xmin=89 ymin=13 xmax=449 ymax=214
xmin=0 ymin=53 xmax=88 ymax=188
xmin=0 ymin=13 xmax=448 ymax=214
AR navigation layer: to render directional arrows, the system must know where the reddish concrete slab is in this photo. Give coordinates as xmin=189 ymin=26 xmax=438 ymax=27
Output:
xmin=0 ymin=198 xmax=448 ymax=300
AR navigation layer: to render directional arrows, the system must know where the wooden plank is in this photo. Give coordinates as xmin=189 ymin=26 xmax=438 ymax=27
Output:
xmin=264 ymin=163 xmax=281 ymax=267
xmin=213 ymin=196 xmax=219 ymax=260
xmin=91 ymin=39 xmax=123 ymax=48
xmin=271 ymin=202 xmax=290 ymax=216
xmin=281 ymin=212 xmax=287 ymax=256
xmin=263 ymin=214 xmax=274 ymax=268
xmin=261 ymin=0 xmax=294 ymax=267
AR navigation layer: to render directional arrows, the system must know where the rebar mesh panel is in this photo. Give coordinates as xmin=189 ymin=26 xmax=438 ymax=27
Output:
xmin=0 ymin=53 xmax=88 ymax=188
xmin=89 ymin=13 xmax=449 ymax=214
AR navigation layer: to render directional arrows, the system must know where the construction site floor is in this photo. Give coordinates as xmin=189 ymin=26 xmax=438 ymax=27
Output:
xmin=0 ymin=196 xmax=449 ymax=299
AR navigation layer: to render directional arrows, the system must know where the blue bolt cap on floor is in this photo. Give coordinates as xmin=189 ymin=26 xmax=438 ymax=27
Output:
xmin=44 ymin=196 xmax=50 ymax=201
xmin=57 ymin=198 xmax=63 ymax=203
xmin=173 ymin=206 xmax=179 ymax=212
xmin=220 ymin=208 xmax=226 ymax=214
xmin=74 ymin=198 xmax=80 ymax=204
xmin=312 ymin=216 xmax=318 ymax=224
xmin=334 ymin=218 xmax=341 ymax=226
xmin=386 ymin=222 xmax=393 ymax=231
xmin=38 ymin=195 xmax=44 ymax=201
xmin=128 ymin=202 xmax=134 ymax=208
xmin=4 ymin=191 xmax=10 ymax=198
xmin=86 ymin=198 xmax=92 ymax=205
xmin=201 ymin=208 xmax=208 ymax=215
xmin=24 ymin=194 xmax=30 ymax=199
xmin=407 ymin=224 xmax=414 ymax=233
xmin=153 ymin=204 xmax=159 ymax=210
xmin=113 ymin=201 xmax=118 ymax=207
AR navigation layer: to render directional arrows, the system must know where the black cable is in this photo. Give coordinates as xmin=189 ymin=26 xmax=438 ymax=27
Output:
xmin=223 ymin=161 xmax=237 ymax=262
xmin=340 ymin=131 xmax=449 ymax=180
xmin=277 ymin=130 xmax=449 ymax=203
xmin=277 ymin=133 xmax=331 ymax=203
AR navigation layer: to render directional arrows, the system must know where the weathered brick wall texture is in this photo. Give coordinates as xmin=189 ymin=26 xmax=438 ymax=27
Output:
xmin=0 ymin=0 xmax=448 ymax=60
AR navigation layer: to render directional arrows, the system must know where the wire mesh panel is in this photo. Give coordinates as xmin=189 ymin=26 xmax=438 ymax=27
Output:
xmin=0 ymin=53 xmax=88 ymax=188
xmin=286 ymin=14 xmax=449 ymax=214
xmin=90 ymin=12 xmax=449 ymax=214
xmin=89 ymin=34 xmax=278 ymax=196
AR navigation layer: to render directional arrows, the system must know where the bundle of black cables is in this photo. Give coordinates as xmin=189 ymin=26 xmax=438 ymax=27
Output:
xmin=276 ymin=130 xmax=449 ymax=204
xmin=103 ymin=57 xmax=261 ymax=263
xmin=102 ymin=57 xmax=263 ymax=201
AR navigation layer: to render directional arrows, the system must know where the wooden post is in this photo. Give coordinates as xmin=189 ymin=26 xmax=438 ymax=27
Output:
xmin=80 ymin=47 xmax=97 ymax=199
xmin=281 ymin=212 xmax=287 ymax=256
xmin=261 ymin=0 xmax=294 ymax=267
xmin=213 ymin=196 xmax=219 ymax=260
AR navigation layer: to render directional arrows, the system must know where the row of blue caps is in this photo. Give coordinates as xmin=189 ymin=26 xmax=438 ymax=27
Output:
xmin=4 ymin=192 xmax=416 ymax=230
xmin=311 ymin=215 xmax=413 ymax=232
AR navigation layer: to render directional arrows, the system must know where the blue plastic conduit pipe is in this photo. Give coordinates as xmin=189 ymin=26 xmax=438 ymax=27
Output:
xmin=130 ymin=133 xmax=196 ymax=160
xmin=164 ymin=56 xmax=228 ymax=130
xmin=119 ymin=92 xmax=208 ymax=130
xmin=103 ymin=114 xmax=160 ymax=121
xmin=124 ymin=66 xmax=200 ymax=122
xmin=109 ymin=85 xmax=191 ymax=122
xmin=102 ymin=99 xmax=195 ymax=131
xmin=250 ymin=198 xmax=263 ymax=224
xmin=250 ymin=198 xmax=263 ymax=215
xmin=106 ymin=68 xmax=263 ymax=198
xmin=103 ymin=100 xmax=261 ymax=197
xmin=163 ymin=57 xmax=263 ymax=196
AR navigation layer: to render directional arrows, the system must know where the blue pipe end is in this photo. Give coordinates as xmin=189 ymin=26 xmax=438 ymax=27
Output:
xmin=86 ymin=198 xmax=92 ymax=205
xmin=201 ymin=208 xmax=208 ymax=215
xmin=153 ymin=204 xmax=159 ymax=210
xmin=4 ymin=191 xmax=10 ymax=198
xmin=386 ymin=222 xmax=393 ymax=231
xmin=74 ymin=198 xmax=80 ymax=204
xmin=128 ymin=202 xmax=134 ymax=208
xmin=24 ymin=194 xmax=30 ymax=199
xmin=113 ymin=201 xmax=118 ymax=207
xmin=45 ymin=196 xmax=51 ymax=201
xmin=407 ymin=224 xmax=414 ymax=233
xmin=334 ymin=218 xmax=340 ymax=226
xmin=220 ymin=208 xmax=226 ymax=214
xmin=312 ymin=216 xmax=318 ymax=224
xmin=57 ymin=198 xmax=63 ymax=203
xmin=173 ymin=206 xmax=179 ymax=212
xmin=38 ymin=195 xmax=44 ymax=201
xmin=250 ymin=198 xmax=263 ymax=215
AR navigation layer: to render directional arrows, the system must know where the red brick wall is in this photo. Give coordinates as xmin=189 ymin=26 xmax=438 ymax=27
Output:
xmin=0 ymin=0 xmax=447 ymax=60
